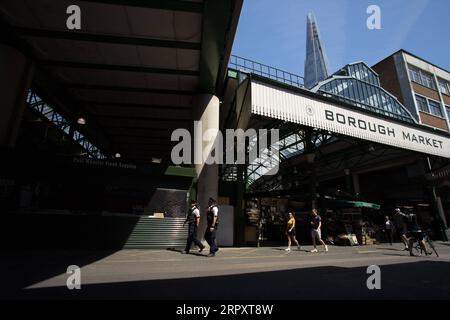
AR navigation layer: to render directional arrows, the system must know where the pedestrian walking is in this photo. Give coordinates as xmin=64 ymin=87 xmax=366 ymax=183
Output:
xmin=204 ymin=198 xmax=219 ymax=257
xmin=384 ymin=215 xmax=394 ymax=245
xmin=394 ymin=208 xmax=409 ymax=250
xmin=310 ymin=209 xmax=328 ymax=253
xmin=182 ymin=200 xmax=205 ymax=254
xmin=285 ymin=212 xmax=301 ymax=251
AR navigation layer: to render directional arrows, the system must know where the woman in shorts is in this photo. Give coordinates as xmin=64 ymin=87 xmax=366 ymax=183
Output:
xmin=285 ymin=212 xmax=301 ymax=251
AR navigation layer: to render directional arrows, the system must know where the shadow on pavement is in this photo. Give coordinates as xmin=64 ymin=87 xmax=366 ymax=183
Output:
xmin=6 ymin=261 xmax=450 ymax=300
xmin=0 ymin=250 xmax=117 ymax=298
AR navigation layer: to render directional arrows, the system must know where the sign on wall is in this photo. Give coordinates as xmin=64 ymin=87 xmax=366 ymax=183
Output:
xmin=251 ymin=80 xmax=450 ymax=159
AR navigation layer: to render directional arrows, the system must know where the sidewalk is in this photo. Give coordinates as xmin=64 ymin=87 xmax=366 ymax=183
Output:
xmin=2 ymin=243 xmax=450 ymax=299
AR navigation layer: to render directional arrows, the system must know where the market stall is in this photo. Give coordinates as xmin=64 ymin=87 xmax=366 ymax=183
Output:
xmin=322 ymin=200 xmax=381 ymax=246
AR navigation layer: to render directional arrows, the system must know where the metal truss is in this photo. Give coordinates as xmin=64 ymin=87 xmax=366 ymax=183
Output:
xmin=250 ymin=139 xmax=408 ymax=193
xmin=26 ymin=90 xmax=106 ymax=159
xmin=246 ymin=124 xmax=335 ymax=188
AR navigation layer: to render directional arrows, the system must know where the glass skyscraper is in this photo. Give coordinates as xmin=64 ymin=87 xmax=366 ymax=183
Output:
xmin=304 ymin=13 xmax=330 ymax=89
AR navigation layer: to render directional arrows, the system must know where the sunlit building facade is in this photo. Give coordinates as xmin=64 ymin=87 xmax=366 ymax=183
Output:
xmin=373 ymin=50 xmax=450 ymax=132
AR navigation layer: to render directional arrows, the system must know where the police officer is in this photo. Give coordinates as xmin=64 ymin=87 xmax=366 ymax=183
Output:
xmin=182 ymin=200 xmax=205 ymax=254
xmin=205 ymin=198 xmax=219 ymax=257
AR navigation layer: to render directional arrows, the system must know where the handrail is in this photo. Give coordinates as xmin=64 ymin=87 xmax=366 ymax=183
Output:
xmin=229 ymin=55 xmax=305 ymax=89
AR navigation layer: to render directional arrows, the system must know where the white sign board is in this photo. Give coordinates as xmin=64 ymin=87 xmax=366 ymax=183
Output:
xmin=216 ymin=205 xmax=234 ymax=247
xmin=251 ymin=80 xmax=450 ymax=158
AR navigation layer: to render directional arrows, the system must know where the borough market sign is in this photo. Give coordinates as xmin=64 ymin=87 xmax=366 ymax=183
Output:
xmin=250 ymin=80 xmax=450 ymax=158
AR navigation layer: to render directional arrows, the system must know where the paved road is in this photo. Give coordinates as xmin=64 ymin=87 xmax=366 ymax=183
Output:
xmin=2 ymin=243 xmax=450 ymax=299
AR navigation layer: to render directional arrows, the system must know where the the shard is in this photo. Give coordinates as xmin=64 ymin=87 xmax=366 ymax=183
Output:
xmin=304 ymin=13 xmax=330 ymax=89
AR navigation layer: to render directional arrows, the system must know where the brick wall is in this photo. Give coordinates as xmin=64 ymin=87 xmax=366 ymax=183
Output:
xmin=372 ymin=56 xmax=405 ymax=104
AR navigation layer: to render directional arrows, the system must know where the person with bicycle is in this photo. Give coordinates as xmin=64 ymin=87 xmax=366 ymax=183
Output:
xmin=395 ymin=209 xmax=431 ymax=256
xmin=393 ymin=208 xmax=409 ymax=250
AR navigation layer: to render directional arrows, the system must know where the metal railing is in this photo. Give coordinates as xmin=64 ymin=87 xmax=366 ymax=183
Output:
xmin=229 ymin=55 xmax=305 ymax=88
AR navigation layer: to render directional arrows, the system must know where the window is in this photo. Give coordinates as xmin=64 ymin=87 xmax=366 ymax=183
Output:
xmin=409 ymin=66 xmax=422 ymax=84
xmin=421 ymin=72 xmax=436 ymax=90
xmin=416 ymin=95 xmax=444 ymax=118
xmin=408 ymin=65 xmax=437 ymax=90
xmin=438 ymin=80 xmax=450 ymax=96
xmin=446 ymin=106 xmax=450 ymax=122
xmin=428 ymin=100 xmax=443 ymax=117
xmin=415 ymin=95 xmax=429 ymax=113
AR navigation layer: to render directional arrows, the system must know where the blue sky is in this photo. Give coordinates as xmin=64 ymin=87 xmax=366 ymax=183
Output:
xmin=232 ymin=0 xmax=450 ymax=76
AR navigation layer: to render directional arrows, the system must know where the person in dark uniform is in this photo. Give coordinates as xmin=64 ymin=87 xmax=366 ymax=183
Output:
xmin=204 ymin=198 xmax=219 ymax=257
xmin=182 ymin=200 xmax=205 ymax=254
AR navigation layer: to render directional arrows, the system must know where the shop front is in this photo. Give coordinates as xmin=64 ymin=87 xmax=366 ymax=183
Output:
xmin=242 ymin=194 xmax=382 ymax=247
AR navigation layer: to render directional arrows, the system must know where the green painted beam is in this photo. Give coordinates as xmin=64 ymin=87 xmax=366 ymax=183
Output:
xmin=14 ymin=27 xmax=200 ymax=50
xmin=228 ymin=69 xmax=239 ymax=79
xmin=69 ymin=84 xmax=194 ymax=95
xmin=40 ymin=60 xmax=199 ymax=76
xmin=78 ymin=0 xmax=203 ymax=12
xmin=165 ymin=166 xmax=197 ymax=178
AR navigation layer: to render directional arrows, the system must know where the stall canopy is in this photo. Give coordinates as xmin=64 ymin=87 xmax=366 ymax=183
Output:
xmin=328 ymin=200 xmax=381 ymax=210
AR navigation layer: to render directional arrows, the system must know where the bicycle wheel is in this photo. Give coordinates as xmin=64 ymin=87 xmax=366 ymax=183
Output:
xmin=411 ymin=242 xmax=421 ymax=256
xmin=427 ymin=239 xmax=439 ymax=257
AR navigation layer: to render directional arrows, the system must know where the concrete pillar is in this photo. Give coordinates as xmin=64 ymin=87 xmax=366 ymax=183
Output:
xmin=0 ymin=44 xmax=34 ymax=147
xmin=193 ymin=94 xmax=220 ymax=240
